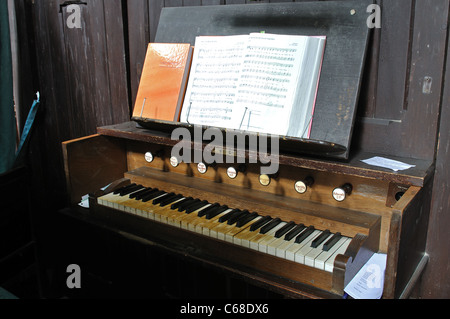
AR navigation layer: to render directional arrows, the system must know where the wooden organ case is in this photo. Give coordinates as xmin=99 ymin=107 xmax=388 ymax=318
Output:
xmin=62 ymin=2 xmax=433 ymax=299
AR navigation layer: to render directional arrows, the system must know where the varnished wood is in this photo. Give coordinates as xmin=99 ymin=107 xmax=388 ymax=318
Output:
xmin=99 ymin=121 xmax=434 ymax=187
xmin=421 ymin=19 xmax=450 ymax=297
xmin=62 ymin=135 xmax=127 ymax=204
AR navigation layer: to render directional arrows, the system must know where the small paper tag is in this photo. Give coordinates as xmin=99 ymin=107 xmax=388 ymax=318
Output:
xmin=361 ymin=157 xmax=415 ymax=172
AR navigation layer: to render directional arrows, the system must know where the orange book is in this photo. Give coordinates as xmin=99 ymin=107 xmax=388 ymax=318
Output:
xmin=132 ymin=43 xmax=193 ymax=122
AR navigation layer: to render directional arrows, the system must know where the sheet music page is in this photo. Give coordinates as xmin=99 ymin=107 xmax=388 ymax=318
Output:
xmin=235 ymin=33 xmax=308 ymax=135
xmin=180 ymin=35 xmax=248 ymax=128
xmin=344 ymin=253 xmax=387 ymax=299
xmin=180 ymin=34 xmax=326 ymax=137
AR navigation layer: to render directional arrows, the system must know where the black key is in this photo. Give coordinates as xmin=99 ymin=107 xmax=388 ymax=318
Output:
xmin=185 ymin=200 xmax=209 ymax=214
xmin=323 ymin=232 xmax=342 ymax=252
xmin=284 ymin=224 xmax=306 ymax=241
xmin=120 ymin=184 xmax=144 ymax=196
xmin=295 ymin=226 xmax=315 ymax=244
xmin=228 ymin=210 xmax=250 ymax=225
xmin=250 ymin=216 xmax=272 ymax=232
xmin=218 ymin=209 xmax=241 ymax=223
xmin=275 ymin=221 xmax=296 ymax=238
xmin=160 ymin=194 xmax=184 ymax=207
xmin=153 ymin=192 xmax=175 ymax=205
xmin=129 ymin=187 xmax=151 ymax=199
xmin=171 ymin=197 xmax=193 ymax=210
xmin=113 ymin=184 xmax=136 ymax=195
xmin=142 ymin=190 xmax=166 ymax=202
xmin=260 ymin=218 xmax=282 ymax=234
xmin=178 ymin=198 xmax=200 ymax=212
xmin=198 ymin=203 xmax=220 ymax=217
xmin=311 ymin=230 xmax=331 ymax=248
xmin=236 ymin=212 xmax=259 ymax=228
xmin=206 ymin=205 xmax=229 ymax=220
xmin=136 ymin=188 xmax=159 ymax=200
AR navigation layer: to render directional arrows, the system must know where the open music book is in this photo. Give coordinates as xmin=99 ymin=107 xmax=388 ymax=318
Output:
xmin=179 ymin=33 xmax=326 ymax=138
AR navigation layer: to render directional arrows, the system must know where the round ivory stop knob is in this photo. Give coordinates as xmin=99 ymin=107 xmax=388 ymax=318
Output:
xmin=170 ymin=156 xmax=180 ymax=168
xmin=294 ymin=177 xmax=315 ymax=194
xmin=332 ymin=184 xmax=353 ymax=202
xmin=259 ymin=174 xmax=271 ymax=187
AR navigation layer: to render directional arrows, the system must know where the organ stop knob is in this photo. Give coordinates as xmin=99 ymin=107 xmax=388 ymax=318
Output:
xmin=294 ymin=177 xmax=315 ymax=194
xmin=332 ymin=184 xmax=353 ymax=202
xmin=227 ymin=164 xmax=247 ymax=179
xmin=197 ymin=162 xmax=217 ymax=174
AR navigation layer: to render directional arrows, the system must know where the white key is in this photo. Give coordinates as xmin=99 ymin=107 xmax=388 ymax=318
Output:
xmin=274 ymin=237 xmax=297 ymax=258
xmin=285 ymin=230 xmax=321 ymax=262
xmin=294 ymin=231 xmax=329 ymax=264
xmin=257 ymin=223 xmax=288 ymax=253
xmin=155 ymin=198 xmax=187 ymax=223
xmin=314 ymin=237 xmax=350 ymax=271
xmin=180 ymin=204 xmax=211 ymax=230
xmin=224 ymin=215 xmax=263 ymax=243
xmin=304 ymin=234 xmax=334 ymax=267
xmin=248 ymin=222 xmax=286 ymax=251
xmin=232 ymin=217 xmax=263 ymax=245
xmin=97 ymin=192 xmax=118 ymax=207
xmin=116 ymin=188 xmax=147 ymax=211
xmin=210 ymin=213 xmax=251 ymax=240
xmin=147 ymin=194 xmax=172 ymax=220
xmin=187 ymin=204 xmax=212 ymax=231
xmin=267 ymin=235 xmax=292 ymax=256
xmin=324 ymin=238 xmax=352 ymax=272
xmin=168 ymin=201 xmax=207 ymax=228
xmin=196 ymin=210 xmax=232 ymax=235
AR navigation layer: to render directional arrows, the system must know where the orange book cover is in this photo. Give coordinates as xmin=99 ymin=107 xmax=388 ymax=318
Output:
xmin=132 ymin=43 xmax=193 ymax=122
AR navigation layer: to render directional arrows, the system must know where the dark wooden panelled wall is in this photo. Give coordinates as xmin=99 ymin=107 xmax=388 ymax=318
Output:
xmin=12 ymin=0 xmax=449 ymax=298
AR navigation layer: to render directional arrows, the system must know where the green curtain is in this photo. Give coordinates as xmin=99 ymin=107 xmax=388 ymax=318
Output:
xmin=0 ymin=0 xmax=16 ymax=175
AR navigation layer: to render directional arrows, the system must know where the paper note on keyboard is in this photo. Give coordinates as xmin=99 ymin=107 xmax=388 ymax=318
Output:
xmin=361 ymin=157 xmax=415 ymax=172
xmin=344 ymin=253 xmax=387 ymax=299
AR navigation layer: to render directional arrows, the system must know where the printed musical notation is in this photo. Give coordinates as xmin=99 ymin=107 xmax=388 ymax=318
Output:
xmin=180 ymin=33 xmax=326 ymax=138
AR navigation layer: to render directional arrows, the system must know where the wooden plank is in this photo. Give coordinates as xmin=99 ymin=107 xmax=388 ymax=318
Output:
xmin=374 ymin=0 xmax=413 ymax=120
xmin=202 ymin=0 xmax=224 ymax=5
xmin=149 ymin=0 xmax=164 ymax=42
xmin=421 ymin=18 xmax=450 ymax=298
xmin=12 ymin=0 xmax=38 ymax=132
xmin=183 ymin=0 xmax=202 ymax=6
xmin=225 ymin=0 xmax=245 ymax=4
xmin=31 ymin=0 xmax=75 ymax=210
xmin=61 ymin=0 xmax=110 ymax=135
xmin=355 ymin=0 xmax=449 ymax=161
xmin=103 ymin=0 xmax=131 ymax=121
xmin=127 ymin=0 xmax=150 ymax=107
xmin=400 ymin=0 xmax=449 ymax=159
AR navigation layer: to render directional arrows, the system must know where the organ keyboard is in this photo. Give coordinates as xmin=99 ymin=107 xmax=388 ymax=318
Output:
xmin=97 ymin=184 xmax=353 ymax=273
